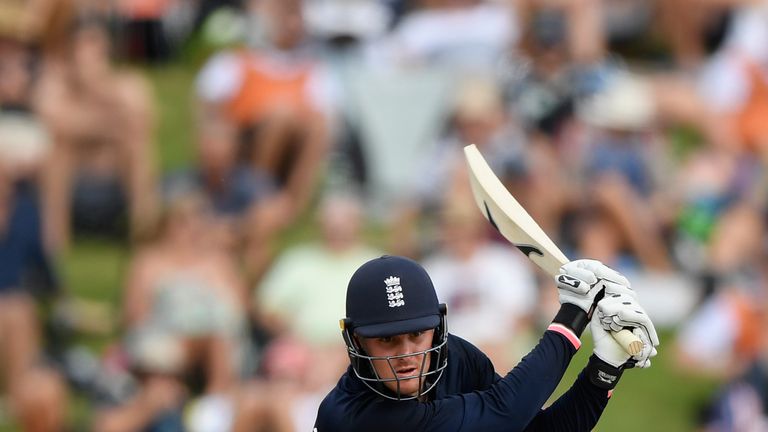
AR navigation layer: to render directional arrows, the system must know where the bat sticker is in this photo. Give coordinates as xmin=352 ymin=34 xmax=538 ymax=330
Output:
xmin=515 ymin=244 xmax=544 ymax=259
xmin=483 ymin=202 xmax=545 ymax=259
xmin=483 ymin=201 xmax=500 ymax=232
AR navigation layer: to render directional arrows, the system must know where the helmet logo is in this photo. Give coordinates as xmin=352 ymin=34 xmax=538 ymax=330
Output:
xmin=384 ymin=276 xmax=405 ymax=308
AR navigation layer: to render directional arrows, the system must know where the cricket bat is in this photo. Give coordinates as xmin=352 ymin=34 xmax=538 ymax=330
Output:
xmin=464 ymin=144 xmax=643 ymax=356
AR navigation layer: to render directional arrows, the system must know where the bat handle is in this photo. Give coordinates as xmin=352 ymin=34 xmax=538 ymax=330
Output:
xmin=612 ymin=329 xmax=644 ymax=356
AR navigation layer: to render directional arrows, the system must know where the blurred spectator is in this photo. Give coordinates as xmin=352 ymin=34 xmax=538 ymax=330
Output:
xmin=36 ymin=19 xmax=158 ymax=251
xmin=675 ymin=203 xmax=766 ymax=377
xmin=252 ymin=192 xmax=383 ymax=431
xmin=163 ymin=116 xmax=283 ymax=281
xmin=651 ymin=2 xmax=768 ymax=155
xmin=388 ymin=0 xmax=519 ymax=73
xmin=423 ymin=197 xmax=538 ymax=371
xmin=0 ymin=35 xmax=68 ymax=432
xmin=670 ymin=146 xmax=750 ymax=275
xmin=196 ymin=0 xmax=334 ymax=222
xmin=696 ymin=2 xmax=768 ymax=156
xmin=580 ymin=73 xmax=674 ymax=198
xmin=96 ymin=192 xmax=251 ymax=431
xmin=571 ymin=71 xmax=672 ymax=271
xmin=123 ymin=193 xmax=250 ymax=392
xmin=164 ymin=118 xmax=274 ymax=220
xmin=257 ymin=192 xmax=382 ymax=348
xmin=503 ymin=0 xmax=615 ymax=141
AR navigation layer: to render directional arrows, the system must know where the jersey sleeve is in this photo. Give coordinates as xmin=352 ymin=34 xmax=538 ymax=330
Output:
xmin=523 ymin=366 xmax=611 ymax=431
xmin=447 ymin=328 xmax=582 ymax=431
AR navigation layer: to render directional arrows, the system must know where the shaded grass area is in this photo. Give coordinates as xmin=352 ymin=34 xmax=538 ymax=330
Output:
xmin=145 ymin=65 xmax=197 ymax=173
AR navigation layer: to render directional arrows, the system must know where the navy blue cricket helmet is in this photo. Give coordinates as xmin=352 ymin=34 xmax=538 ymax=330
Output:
xmin=340 ymin=255 xmax=448 ymax=400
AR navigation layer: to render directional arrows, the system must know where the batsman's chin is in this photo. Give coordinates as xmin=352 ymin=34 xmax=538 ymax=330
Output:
xmin=386 ymin=374 xmax=422 ymax=396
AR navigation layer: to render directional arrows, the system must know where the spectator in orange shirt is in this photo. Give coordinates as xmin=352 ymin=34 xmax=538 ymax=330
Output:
xmin=196 ymin=0 xmax=333 ymax=223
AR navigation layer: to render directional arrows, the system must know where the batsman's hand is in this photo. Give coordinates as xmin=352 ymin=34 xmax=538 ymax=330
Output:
xmin=556 ymin=259 xmax=629 ymax=316
xmin=591 ymin=286 xmax=659 ymax=368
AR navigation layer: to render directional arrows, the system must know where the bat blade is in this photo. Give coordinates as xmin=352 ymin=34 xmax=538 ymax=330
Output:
xmin=464 ymin=144 xmax=568 ymax=275
xmin=463 ymin=144 xmax=643 ymax=356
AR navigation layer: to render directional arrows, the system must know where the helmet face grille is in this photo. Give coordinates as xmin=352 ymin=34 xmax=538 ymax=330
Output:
xmin=342 ymin=312 xmax=449 ymax=401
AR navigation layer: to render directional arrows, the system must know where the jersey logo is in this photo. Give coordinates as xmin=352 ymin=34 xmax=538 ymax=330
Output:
xmin=385 ymin=276 xmax=405 ymax=308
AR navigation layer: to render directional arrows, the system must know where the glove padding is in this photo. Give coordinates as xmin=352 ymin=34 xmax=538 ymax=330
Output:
xmin=556 ymin=259 xmax=630 ymax=315
xmin=591 ymin=287 xmax=659 ymax=369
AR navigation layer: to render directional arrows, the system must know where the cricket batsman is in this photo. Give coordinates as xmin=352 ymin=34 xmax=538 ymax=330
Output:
xmin=314 ymin=255 xmax=658 ymax=431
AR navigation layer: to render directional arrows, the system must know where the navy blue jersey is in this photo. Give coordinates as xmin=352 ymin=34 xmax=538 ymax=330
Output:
xmin=315 ymin=330 xmax=610 ymax=431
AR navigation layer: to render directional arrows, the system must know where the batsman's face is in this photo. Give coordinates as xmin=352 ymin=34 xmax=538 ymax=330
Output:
xmin=360 ymin=329 xmax=435 ymax=396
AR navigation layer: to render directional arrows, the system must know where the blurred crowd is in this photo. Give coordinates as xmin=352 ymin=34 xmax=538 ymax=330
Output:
xmin=2 ymin=0 xmax=768 ymax=430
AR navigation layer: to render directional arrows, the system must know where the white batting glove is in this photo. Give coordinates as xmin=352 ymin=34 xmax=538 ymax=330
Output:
xmin=591 ymin=290 xmax=659 ymax=368
xmin=556 ymin=259 xmax=630 ymax=315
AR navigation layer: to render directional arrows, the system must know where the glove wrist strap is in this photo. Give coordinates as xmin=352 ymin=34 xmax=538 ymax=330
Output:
xmin=586 ymin=354 xmax=624 ymax=390
xmin=553 ymin=303 xmax=589 ymax=337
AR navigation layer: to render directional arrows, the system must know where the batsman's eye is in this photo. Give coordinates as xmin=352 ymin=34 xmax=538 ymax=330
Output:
xmin=378 ymin=336 xmax=394 ymax=344
xmin=410 ymin=331 xmax=424 ymax=338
